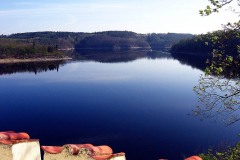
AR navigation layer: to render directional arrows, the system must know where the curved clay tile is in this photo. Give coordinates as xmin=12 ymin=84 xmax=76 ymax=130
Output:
xmin=41 ymin=144 xmax=123 ymax=160
xmin=0 ymin=132 xmax=30 ymax=140
xmin=0 ymin=139 xmax=38 ymax=145
xmin=91 ymin=145 xmax=113 ymax=155
xmin=64 ymin=144 xmax=113 ymax=156
xmin=185 ymin=156 xmax=203 ymax=160
xmin=90 ymin=145 xmax=113 ymax=160
xmin=0 ymin=132 xmax=10 ymax=139
xmin=41 ymin=146 xmax=63 ymax=154
xmin=77 ymin=143 xmax=94 ymax=148
xmin=9 ymin=132 xmax=30 ymax=140
xmin=0 ymin=131 xmax=15 ymax=134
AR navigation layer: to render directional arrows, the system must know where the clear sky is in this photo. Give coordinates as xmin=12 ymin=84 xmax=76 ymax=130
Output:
xmin=0 ymin=0 xmax=239 ymax=35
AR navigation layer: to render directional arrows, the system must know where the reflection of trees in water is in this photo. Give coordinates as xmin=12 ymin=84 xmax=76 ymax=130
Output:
xmin=73 ymin=50 xmax=150 ymax=63
xmin=0 ymin=50 xmax=204 ymax=75
xmin=192 ymin=50 xmax=240 ymax=125
xmin=171 ymin=53 xmax=208 ymax=71
xmin=69 ymin=49 xmax=209 ymax=70
xmin=147 ymin=50 xmax=172 ymax=60
xmin=67 ymin=49 xmax=172 ymax=63
xmin=171 ymin=52 xmax=240 ymax=125
xmin=0 ymin=61 xmax=66 ymax=76
xmin=194 ymin=74 xmax=240 ymax=125
xmin=192 ymin=15 xmax=240 ymax=125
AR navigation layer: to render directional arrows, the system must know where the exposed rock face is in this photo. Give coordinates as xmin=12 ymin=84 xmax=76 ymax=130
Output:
xmin=42 ymin=144 xmax=126 ymax=160
xmin=0 ymin=131 xmax=41 ymax=160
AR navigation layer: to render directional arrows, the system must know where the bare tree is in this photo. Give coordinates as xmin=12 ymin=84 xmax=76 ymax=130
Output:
xmin=194 ymin=74 xmax=240 ymax=125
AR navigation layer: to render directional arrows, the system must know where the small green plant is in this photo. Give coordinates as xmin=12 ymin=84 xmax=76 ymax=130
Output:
xmin=199 ymin=142 xmax=240 ymax=160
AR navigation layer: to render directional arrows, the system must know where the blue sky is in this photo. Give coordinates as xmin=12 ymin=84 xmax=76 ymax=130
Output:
xmin=0 ymin=0 xmax=238 ymax=35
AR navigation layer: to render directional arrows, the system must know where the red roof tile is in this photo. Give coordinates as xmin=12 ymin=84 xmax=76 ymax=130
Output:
xmin=0 ymin=131 xmax=201 ymax=160
xmin=185 ymin=156 xmax=203 ymax=160
xmin=0 ymin=131 xmax=33 ymax=145
xmin=41 ymin=146 xmax=63 ymax=154
xmin=0 ymin=131 xmax=30 ymax=140
xmin=41 ymin=144 xmax=124 ymax=160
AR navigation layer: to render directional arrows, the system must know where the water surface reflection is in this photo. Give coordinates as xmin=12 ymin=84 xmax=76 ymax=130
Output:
xmin=0 ymin=50 xmax=238 ymax=160
xmin=0 ymin=61 xmax=65 ymax=76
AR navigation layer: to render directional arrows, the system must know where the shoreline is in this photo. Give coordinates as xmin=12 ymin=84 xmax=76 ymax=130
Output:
xmin=0 ymin=57 xmax=72 ymax=64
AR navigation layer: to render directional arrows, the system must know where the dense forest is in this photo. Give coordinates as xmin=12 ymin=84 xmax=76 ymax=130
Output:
xmin=0 ymin=38 xmax=64 ymax=58
xmin=171 ymin=28 xmax=240 ymax=78
xmin=146 ymin=33 xmax=193 ymax=49
xmin=171 ymin=30 xmax=240 ymax=56
xmin=170 ymin=34 xmax=213 ymax=55
xmin=75 ymin=31 xmax=150 ymax=49
xmin=6 ymin=31 xmax=91 ymax=50
xmin=0 ymin=31 xmax=193 ymax=58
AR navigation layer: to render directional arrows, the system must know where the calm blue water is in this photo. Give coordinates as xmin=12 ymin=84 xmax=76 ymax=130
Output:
xmin=0 ymin=51 xmax=239 ymax=160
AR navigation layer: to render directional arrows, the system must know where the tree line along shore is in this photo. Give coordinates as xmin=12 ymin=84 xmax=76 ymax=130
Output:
xmin=0 ymin=31 xmax=193 ymax=62
xmin=1 ymin=30 xmax=238 ymax=63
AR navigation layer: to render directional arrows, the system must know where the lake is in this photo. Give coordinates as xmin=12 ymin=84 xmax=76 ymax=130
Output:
xmin=0 ymin=50 xmax=239 ymax=160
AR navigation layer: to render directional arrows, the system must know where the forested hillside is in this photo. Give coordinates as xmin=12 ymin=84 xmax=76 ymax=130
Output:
xmin=2 ymin=31 xmax=193 ymax=50
xmin=7 ymin=31 xmax=92 ymax=50
xmin=0 ymin=31 xmax=193 ymax=58
xmin=75 ymin=31 xmax=150 ymax=49
xmin=146 ymin=33 xmax=193 ymax=49
xmin=0 ymin=38 xmax=64 ymax=58
xmin=171 ymin=30 xmax=240 ymax=56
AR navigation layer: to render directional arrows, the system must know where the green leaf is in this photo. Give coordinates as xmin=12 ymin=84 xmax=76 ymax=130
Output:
xmin=226 ymin=56 xmax=233 ymax=63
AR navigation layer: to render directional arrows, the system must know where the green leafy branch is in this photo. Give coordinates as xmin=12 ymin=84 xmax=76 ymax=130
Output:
xmin=200 ymin=0 xmax=238 ymax=16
